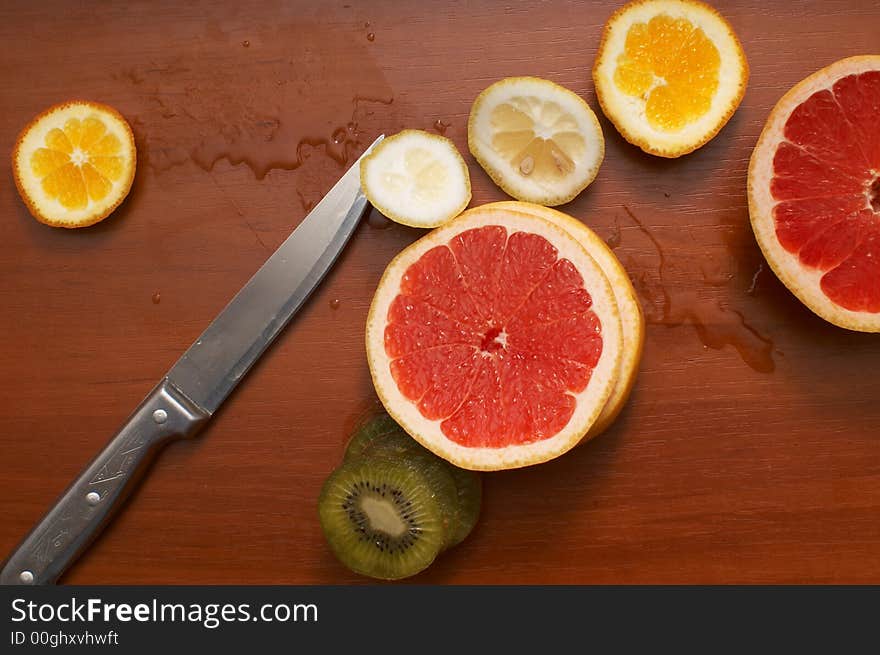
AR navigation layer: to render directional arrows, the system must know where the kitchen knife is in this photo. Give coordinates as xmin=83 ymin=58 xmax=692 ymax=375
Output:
xmin=0 ymin=134 xmax=385 ymax=585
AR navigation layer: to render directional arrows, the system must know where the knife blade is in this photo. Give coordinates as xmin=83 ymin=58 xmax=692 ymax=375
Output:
xmin=0 ymin=134 xmax=384 ymax=585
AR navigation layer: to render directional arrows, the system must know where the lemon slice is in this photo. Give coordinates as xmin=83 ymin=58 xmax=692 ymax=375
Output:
xmin=359 ymin=130 xmax=471 ymax=228
xmin=593 ymin=0 xmax=748 ymax=158
xmin=467 ymin=77 xmax=604 ymax=207
xmin=13 ymin=100 xmax=136 ymax=228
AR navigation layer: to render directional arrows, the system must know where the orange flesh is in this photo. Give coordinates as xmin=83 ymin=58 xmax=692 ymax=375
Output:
xmin=30 ymin=116 xmax=125 ymax=210
xmin=613 ymin=14 xmax=720 ymax=131
xmin=384 ymin=225 xmax=604 ymax=448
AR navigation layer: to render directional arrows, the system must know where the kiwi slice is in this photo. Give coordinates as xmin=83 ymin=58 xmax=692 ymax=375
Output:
xmin=384 ymin=449 xmax=460 ymax=550
xmin=343 ymin=413 xmax=403 ymax=462
xmin=360 ymin=442 xmax=457 ymax=548
xmin=318 ymin=458 xmax=445 ymax=580
xmin=344 ymin=412 xmax=482 ymax=550
xmin=446 ymin=466 xmax=482 ymax=547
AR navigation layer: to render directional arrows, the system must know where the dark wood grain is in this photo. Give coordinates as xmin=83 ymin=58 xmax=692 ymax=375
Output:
xmin=1 ymin=0 xmax=878 ymax=584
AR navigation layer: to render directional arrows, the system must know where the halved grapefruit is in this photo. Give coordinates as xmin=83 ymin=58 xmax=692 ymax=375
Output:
xmin=748 ymin=56 xmax=880 ymax=332
xmin=366 ymin=206 xmax=623 ymax=471
xmin=483 ymin=201 xmax=645 ymax=441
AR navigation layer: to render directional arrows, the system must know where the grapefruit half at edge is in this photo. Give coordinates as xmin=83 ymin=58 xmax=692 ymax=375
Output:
xmin=483 ymin=201 xmax=645 ymax=442
xmin=748 ymin=55 xmax=880 ymax=332
xmin=366 ymin=206 xmax=623 ymax=471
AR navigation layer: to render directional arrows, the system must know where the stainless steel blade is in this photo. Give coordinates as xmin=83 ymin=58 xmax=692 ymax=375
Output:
xmin=166 ymin=135 xmax=383 ymax=414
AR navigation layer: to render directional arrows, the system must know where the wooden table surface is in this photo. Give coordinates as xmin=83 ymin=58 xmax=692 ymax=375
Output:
xmin=1 ymin=0 xmax=878 ymax=584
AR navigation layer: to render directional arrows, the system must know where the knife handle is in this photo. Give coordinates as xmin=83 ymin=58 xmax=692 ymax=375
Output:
xmin=0 ymin=379 xmax=209 ymax=585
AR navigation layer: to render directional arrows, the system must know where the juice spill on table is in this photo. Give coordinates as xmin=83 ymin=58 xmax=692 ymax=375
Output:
xmin=122 ymin=24 xmax=394 ymax=179
xmin=605 ymin=219 xmax=622 ymax=249
xmin=622 ymin=206 xmax=776 ymax=373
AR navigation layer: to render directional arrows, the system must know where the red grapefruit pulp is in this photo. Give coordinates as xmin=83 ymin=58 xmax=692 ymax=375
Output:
xmin=367 ymin=207 xmax=622 ymax=470
xmin=749 ymin=56 xmax=880 ymax=331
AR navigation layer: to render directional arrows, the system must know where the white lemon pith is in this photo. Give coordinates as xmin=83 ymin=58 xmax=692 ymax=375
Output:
xmin=360 ymin=129 xmax=471 ymax=228
xmin=468 ymin=77 xmax=605 ymax=206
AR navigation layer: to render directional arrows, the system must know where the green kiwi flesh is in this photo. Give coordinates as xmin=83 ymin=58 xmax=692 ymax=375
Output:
xmin=349 ymin=422 xmax=461 ymax=549
xmin=318 ymin=458 xmax=444 ymax=580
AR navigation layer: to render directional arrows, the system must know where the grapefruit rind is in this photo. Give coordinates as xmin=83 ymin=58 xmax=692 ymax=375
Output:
xmin=467 ymin=77 xmax=605 ymax=207
xmin=484 ymin=201 xmax=645 ymax=441
xmin=359 ymin=129 xmax=472 ymax=228
xmin=366 ymin=207 xmax=623 ymax=471
xmin=748 ymin=55 xmax=880 ymax=333
xmin=12 ymin=100 xmax=136 ymax=228
xmin=592 ymin=0 xmax=749 ymax=158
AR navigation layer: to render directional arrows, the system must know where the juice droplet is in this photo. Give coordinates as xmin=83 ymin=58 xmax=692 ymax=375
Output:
xmin=366 ymin=210 xmax=392 ymax=230
xmin=242 ymin=40 xmax=250 ymax=48
xmin=623 ymin=206 xmax=670 ymax=320
xmin=622 ymin=205 xmax=775 ymax=374
xmin=152 ymin=292 xmax=161 ymax=305
xmin=122 ymin=69 xmax=145 ymax=85
xmin=367 ymin=32 xmax=375 ymax=42
xmin=746 ymin=263 xmax=764 ymax=296
xmin=605 ymin=220 xmax=622 ymax=249
xmin=433 ymin=119 xmax=450 ymax=135
xmin=329 ymin=298 xmax=341 ymax=310
xmin=332 ymin=127 xmax=347 ymax=144
xmin=296 ymin=190 xmax=315 ymax=213
xmin=700 ymin=262 xmax=735 ymax=287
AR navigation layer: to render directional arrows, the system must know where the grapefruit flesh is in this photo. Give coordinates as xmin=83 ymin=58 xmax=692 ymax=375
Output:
xmin=775 ymin=70 xmax=880 ymax=312
xmin=482 ymin=201 xmax=645 ymax=442
xmin=749 ymin=56 xmax=880 ymax=331
xmin=368 ymin=207 xmax=622 ymax=470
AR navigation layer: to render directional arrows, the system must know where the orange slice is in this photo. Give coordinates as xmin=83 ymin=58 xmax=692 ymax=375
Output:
xmin=593 ymin=0 xmax=748 ymax=157
xmin=13 ymin=100 xmax=136 ymax=228
xmin=366 ymin=205 xmax=623 ymax=471
xmin=483 ymin=201 xmax=645 ymax=441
